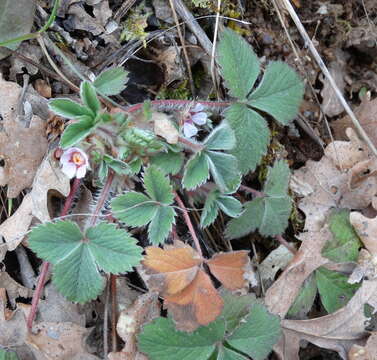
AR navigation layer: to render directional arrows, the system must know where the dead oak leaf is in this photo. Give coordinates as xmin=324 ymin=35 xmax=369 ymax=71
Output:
xmin=349 ymin=332 xmax=377 ymax=360
xmin=265 ymin=228 xmax=329 ymax=318
xmin=0 ymin=115 xmax=48 ymax=198
xmin=291 ymin=129 xmax=376 ymax=232
xmin=275 ymin=279 xmax=377 ymax=360
xmin=26 ymin=321 xmax=99 ymax=360
xmin=141 ymin=242 xmax=250 ymax=331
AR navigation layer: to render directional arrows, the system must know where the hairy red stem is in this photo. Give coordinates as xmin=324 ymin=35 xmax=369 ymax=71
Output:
xmin=27 ymin=177 xmax=81 ymax=330
xmin=124 ymin=99 xmax=230 ymax=114
xmin=89 ymin=170 xmax=115 ymax=227
xmin=174 ymin=191 xmax=203 ymax=258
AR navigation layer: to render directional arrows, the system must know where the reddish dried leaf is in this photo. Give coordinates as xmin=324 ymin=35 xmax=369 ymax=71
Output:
xmin=206 ymin=250 xmax=250 ymax=290
xmin=165 ymin=269 xmax=223 ymax=331
xmin=142 ymin=245 xmax=201 ymax=296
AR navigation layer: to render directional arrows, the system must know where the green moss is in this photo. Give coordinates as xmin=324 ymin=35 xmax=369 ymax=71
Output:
xmin=156 ymin=81 xmax=190 ymax=100
xmin=120 ymin=3 xmax=151 ymax=44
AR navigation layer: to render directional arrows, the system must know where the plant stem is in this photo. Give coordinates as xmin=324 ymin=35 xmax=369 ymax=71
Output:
xmin=174 ymin=191 xmax=203 ymax=258
xmin=89 ymin=170 xmax=115 ymax=227
xmin=125 ymin=100 xmax=230 ymax=114
xmin=239 ymin=185 xmax=264 ymax=197
xmin=178 ymin=136 xmax=204 ymax=152
xmin=27 ymin=177 xmax=81 ymax=330
xmin=110 ymin=274 xmax=118 ymax=352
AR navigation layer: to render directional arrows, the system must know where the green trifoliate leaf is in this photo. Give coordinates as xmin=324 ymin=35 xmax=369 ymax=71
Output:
xmin=111 ymin=192 xmax=158 ymax=226
xmin=143 ymin=165 xmax=174 ymax=204
xmin=111 ymin=167 xmax=176 ymax=244
xmin=205 ymin=151 xmax=241 ymax=194
xmin=60 ymin=116 xmax=95 ymax=148
xmin=200 ymin=190 xmax=220 ymax=228
xmin=103 ymin=154 xmax=131 ymax=175
xmin=150 ymin=150 xmax=184 ymax=175
xmin=226 ymin=303 xmax=281 ymax=360
xmin=53 ymin=243 xmax=105 ymax=304
xmin=148 ymin=206 xmax=176 ymax=245
xmin=203 ymin=122 xmax=236 ymax=151
xmin=49 ymin=98 xmax=94 ymax=119
xmin=138 ymin=291 xmax=272 ymax=360
xmin=80 ymin=81 xmax=100 ymax=115
xmin=200 ymin=191 xmax=242 ymax=228
xmin=225 ymin=160 xmax=291 ymax=238
xmin=220 ymin=290 xmax=256 ymax=333
xmin=322 ymin=209 xmax=361 ymax=263
xmin=0 ymin=349 xmax=19 ymax=360
xmin=28 ymin=221 xmax=83 ymax=263
xmin=93 ymin=67 xmax=129 ymax=96
xmin=216 ymin=195 xmax=242 ymax=218
xmin=138 ymin=317 xmax=225 ymax=360
xmin=224 ymin=104 xmax=270 ymax=174
xmin=217 ymin=28 xmax=260 ymax=99
xmin=183 ymin=152 xmax=210 ymax=190
xmin=264 ymin=159 xmax=291 ymax=196
xmin=287 ymin=273 xmax=317 ymax=319
xmin=217 ymin=347 xmax=247 ymax=360
xmin=315 ymin=267 xmax=360 ymax=313
xmin=248 ymin=61 xmax=304 ymax=125
xmin=29 ymin=221 xmax=143 ymax=303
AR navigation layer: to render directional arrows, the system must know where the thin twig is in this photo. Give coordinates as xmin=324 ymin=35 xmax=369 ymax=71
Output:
xmin=103 ymin=275 xmax=110 ymax=359
xmin=168 ymin=0 xmax=195 ymax=97
xmin=280 ymin=0 xmax=377 ymax=157
xmin=174 ymin=191 xmax=203 ymax=258
xmin=27 ymin=177 xmax=81 ymax=330
xmin=110 ymin=274 xmax=118 ymax=353
xmin=210 ymin=0 xmax=222 ymax=96
xmin=36 ymin=36 xmax=79 ymax=91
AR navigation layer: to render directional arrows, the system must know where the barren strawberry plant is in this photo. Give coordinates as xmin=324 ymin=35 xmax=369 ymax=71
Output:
xmin=1 ymin=1 xmax=377 ymax=359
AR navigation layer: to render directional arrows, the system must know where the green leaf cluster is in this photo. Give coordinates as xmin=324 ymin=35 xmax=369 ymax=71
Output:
xmin=111 ymin=166 xmax=176 ymax=244
xmin=138 ymin=291 xmax=281 ymax=360
xmin=200 ymin=189 xmax=242 ymax=228
xmin=28 ymin=221 xmax=142 ymax=303
xmin=288 ymin=209 xmax=361 ymax=317
xmin=182 ymin=122 xmax=241 ymax=194
xmin=49 ymin=68 xmax=129 ymax=148
xmin=225 ymin=160 xmax=292 ymax=238
xmin=217 ymin=29 xmax=304 ymax=174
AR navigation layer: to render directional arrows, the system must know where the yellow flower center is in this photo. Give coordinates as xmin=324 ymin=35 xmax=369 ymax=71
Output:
xmin=72 ymin=152 xmax=85 ymax=166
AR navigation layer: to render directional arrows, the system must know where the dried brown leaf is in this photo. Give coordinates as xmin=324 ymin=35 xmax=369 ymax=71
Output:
xmin=291 ymin=130 xmax=377 ymax=232
xmin=26 ymin=322 xmax=98 ymax=360
xmin=165 ymin=269 xmax=223 ymax=331
xmin=141 ymin=244 xmax=201 ymax=296
xmin=265 ymin=228 xmax=329 ymax=318
xmin=109 ymin=292 xmax=159 ymax=360
xmin=349 ymin=332 xmax=377 ymax=360
xmin=0 ymin=114 xmax=48 ymax=198
xmin=350 ymin=212 xmax=377 ymax=256
xmin=275 ymin=279 xmax=377 ymax=360
xmin=206 ymin=250 xmax=250 ymax=290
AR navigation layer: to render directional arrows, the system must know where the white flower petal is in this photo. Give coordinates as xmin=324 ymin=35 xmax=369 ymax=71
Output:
xmin=183 ymin=123 xmax=198 ymax=138
xmin=192 ymin=103 xmax=204 ymax=112
xmin=192 ymin=112 xmax=207 ymax=125
xmin=61 ymin=162 xmax=77 ymax=179
xmin=76 ymin=165 xmax=87 ymax=178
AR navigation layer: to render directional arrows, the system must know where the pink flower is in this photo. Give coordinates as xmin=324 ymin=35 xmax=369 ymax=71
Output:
xmin=60 ymin=147 xmax=89 ymax=179
xmin=183 ymin=103 xmax=208 ymax=138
